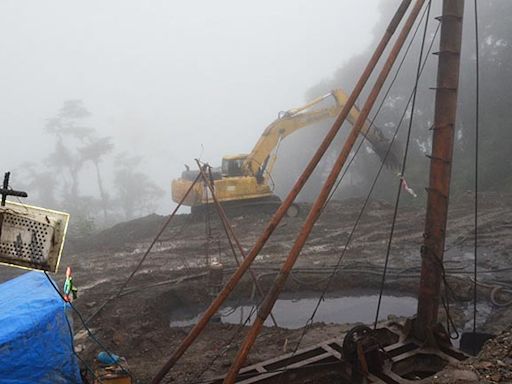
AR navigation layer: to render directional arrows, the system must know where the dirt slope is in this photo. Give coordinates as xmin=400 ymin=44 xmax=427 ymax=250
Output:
xmin=1 ymin=193 xmax=511 ymax=383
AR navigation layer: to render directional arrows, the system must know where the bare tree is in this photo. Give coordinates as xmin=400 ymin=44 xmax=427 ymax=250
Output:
xmin=44 ymin=100 xmax=93 ymax=203
xmin=113 ymin=153 xmax=164 ymax=219
xmin=79 ymin=136 xmax=114 ymax=221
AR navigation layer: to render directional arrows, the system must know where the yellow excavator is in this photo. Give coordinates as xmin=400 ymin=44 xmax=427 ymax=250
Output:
xmin=172 ymin=89 xmax=399 ymax=216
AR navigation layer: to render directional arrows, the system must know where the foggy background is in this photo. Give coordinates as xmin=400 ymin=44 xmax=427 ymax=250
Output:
xmin=1 ymin=0 xmax=510 ymax=235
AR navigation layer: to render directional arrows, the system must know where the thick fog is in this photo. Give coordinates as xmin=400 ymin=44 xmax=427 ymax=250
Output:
xmin=1 ymin=0 xmax=383 ymax=228
xmin=276 ymin=0 xmax=512 ymax=204
xmin=2 ymin=0 xmax=511 ymax=233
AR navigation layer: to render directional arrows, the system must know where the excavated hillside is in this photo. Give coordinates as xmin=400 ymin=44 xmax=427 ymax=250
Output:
xmin=1 ymin=192 xmax=511 ymax=383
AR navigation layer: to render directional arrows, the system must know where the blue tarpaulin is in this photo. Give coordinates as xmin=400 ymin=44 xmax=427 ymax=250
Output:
xmin=0 ymin=271 xmax=82 ymax=384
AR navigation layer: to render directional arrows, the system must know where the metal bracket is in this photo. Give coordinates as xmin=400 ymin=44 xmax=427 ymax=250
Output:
xmin=429 ymin=86 xmax=457 ymax=91
xmin=429 ymin=123 xmax=454 ymax=131
xmin=435 ymin=14 xmax=463 ymax=22
xmin=424 ymin=187 xmax=448 ymax=199
xmin=433 ymin=50 xmax=461 ymax=56
xmin=425 ymin=155 xmax=451 ymax=165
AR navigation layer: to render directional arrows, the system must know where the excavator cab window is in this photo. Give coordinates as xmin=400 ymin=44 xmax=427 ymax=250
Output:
xmin=222 ymin=158 xmax=244 ymax=177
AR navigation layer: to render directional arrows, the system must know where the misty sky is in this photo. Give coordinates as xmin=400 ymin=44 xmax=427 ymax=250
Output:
xmin=0 ymin=0 xmax=388 ymax=211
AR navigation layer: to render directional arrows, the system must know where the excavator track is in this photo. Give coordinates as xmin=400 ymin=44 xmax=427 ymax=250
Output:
xmin=191 ymin=195 xmax=300 ymax=220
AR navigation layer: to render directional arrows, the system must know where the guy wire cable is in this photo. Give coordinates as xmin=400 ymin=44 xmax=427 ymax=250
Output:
xmin=374 ymin=0 xmax=432 ymax=329
xmin=290 ymin=4 xmax=440 ymax=356
xmin=43 ymin=271 xmax=134 ymax=381
xmin=325 ymin=1 xmax=431 ymax=206
xmin=472 ymin=0 xmax=481 ymax=354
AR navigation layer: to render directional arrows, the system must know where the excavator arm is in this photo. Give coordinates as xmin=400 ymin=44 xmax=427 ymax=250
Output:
xmin=242 ymin=89 xmax=399 ymax=180
xmin=172 ymin=88 xmax=401 ymax=209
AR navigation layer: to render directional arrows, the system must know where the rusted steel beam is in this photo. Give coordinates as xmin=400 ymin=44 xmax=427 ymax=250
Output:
xmin=415 ymin=0 xmax=465 ymax=341
xmin=195 ymin=159 xmax=279 ymax=327
xmin=151 ymin=1 xmax=412 ymax=382
xmin=224 ymin=1 xmax=427 ymax=382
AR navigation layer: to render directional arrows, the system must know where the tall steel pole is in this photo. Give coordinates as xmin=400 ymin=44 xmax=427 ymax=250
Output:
xmin=151 ymin=2 xmax=413 ymax=382
xmin=415 ymin=0 xmax=465 ymax=342
xmin=224 ymin=1 xmax=427 ymax=381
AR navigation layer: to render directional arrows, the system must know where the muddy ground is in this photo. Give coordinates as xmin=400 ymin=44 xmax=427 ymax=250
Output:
xmin=1 ymin=192 xmax=511 ymax=383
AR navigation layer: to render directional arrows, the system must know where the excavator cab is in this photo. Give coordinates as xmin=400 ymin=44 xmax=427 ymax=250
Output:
xmin=221 ymin=155 xmax=247 ymax=177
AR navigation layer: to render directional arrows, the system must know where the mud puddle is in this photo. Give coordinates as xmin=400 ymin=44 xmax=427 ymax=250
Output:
xmin=170 ymin=291 xmax=418 ymax=329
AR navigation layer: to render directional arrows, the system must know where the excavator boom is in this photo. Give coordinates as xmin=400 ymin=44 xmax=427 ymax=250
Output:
xmin=243 ymin=89 xmax=398 ymax=179
xmin=171 ymin=89 xmax=399 ymax=212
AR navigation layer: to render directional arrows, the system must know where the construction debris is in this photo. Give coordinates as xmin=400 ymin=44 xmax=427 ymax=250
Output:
xmin=433 ymin=326 xmax=512 ymax=383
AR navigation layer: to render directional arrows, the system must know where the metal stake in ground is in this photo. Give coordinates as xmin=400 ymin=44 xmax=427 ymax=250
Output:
xmin=415 ymin=0 xmax=465 ymax=343
xmin=195 ymin=159 xmax=278 ymax=327
xmin=224 ymin=0 xmax=426 ymax=381
xmin=151 ymin=1 xmax=412 ymax=382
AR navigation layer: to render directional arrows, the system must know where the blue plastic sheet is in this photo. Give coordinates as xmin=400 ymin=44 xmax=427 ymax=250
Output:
xmin=0 ymin=271 xmax=82 ymax=383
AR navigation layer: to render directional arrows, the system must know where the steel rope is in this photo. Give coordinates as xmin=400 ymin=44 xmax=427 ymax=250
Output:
xmin=472 ymin=0 xmax=481 ymax=352
xmin=374 ymin=0 xmax=432 ymax=329
xmin=289 ymin=2 xmax=440 ymax=356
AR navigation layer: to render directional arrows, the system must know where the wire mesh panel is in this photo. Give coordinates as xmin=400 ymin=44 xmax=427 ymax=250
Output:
xmin=0 ymin=201 xmax=69 ymax=272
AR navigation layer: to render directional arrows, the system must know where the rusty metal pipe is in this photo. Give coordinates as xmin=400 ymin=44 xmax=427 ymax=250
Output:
xmin=151 ymin=1 xmax=412 ymax=382
xmin=415 ymin=0 xmax=465 ymax=341
xmin=195 ymin=159 xmax=279 ymax=327
xmin=224 ymin=0 xmax=426 ymax=381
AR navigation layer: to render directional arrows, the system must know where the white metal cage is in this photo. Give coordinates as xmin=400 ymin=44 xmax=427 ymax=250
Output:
xmin=0 ymin=201 xmax=69 ymax=273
